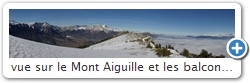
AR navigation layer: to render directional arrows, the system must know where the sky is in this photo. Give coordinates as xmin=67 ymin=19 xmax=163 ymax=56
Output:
xmin=10 ymin=9 xmax=235 ymax=35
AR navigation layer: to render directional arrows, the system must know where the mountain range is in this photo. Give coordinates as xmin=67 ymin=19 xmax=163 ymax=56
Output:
xmin=186 ymin=33 xmax=234 ymax=39
xmin=9 ymin=20 xmax=127 ymax=48
xmin=151 ymin=33 xmax=234 ymax=39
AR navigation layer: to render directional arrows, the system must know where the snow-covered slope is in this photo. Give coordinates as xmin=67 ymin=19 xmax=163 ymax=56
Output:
xmin=10 ymin=34 xmax=155 ymax=58
xmin=87 ymin=33 xmax=145 ymax=50
xmin=169 ymin=49 xmax=186 ymax=58
xmin=86 ymin=33 xmax=185 ymax=58
xmin=10 ymin=32 xmax=186 ymax=58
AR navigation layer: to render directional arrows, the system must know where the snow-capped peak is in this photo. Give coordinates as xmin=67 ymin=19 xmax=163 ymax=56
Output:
xmin=10 ymin=20 xmax=126 ymax=33
xmin=9 ymin=20 xmax=19 ymax=25
xmin=203 ymin=33 xmax=234 ymax=37
xmin=41 ymin=22 xmax=51 ymax=27
xmin=188 ymin=33 xmax=235 ymax=39
xmin=71 ymin=24 xmax=120 ymax=33
xmin=28 ymin=22 xmax=51 ymax=27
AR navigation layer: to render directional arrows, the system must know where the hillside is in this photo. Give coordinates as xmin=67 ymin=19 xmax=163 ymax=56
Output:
xmin=9 ymin=20 xmax=125 ymax=48
xmin=9 ymin=34 xmax=156 ymax=58
xmin=10 ymin=33 xmax=185 ymax=58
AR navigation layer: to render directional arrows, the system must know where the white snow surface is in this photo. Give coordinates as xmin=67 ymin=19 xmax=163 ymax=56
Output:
xmin=87 ymin=33 xmax=145 ymax=50
xmin=9 ymin=35 xmax=148 ymax=58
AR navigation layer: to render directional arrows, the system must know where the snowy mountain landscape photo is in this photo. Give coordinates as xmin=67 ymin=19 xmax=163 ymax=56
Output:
xmin=9 ymin=9 xmax=235 ymax=58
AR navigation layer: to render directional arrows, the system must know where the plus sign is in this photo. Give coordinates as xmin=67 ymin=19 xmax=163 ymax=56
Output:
xmin=227 ymin=38 xmax=248 ymax=59
xmin=231 ymin=42 xmax=243 ymax=54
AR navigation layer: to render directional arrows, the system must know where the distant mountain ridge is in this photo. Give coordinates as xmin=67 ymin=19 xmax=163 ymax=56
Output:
xmin=151 ymin=33 xmax=234 ymax=39
xmin=187 ymin=33 xmax=234 ymax=39
xmin=9 ymin=20 xmax=127 ymax=48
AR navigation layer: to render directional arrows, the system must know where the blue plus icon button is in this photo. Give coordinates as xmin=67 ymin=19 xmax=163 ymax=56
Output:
xmin=227 ymin=38 xmax=248 ymax=59
xmin=230 ymin=40 xmax=245 ymax=56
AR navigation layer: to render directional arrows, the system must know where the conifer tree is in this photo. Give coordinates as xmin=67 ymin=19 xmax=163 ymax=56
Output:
xmin=199 ymin=49 xmax=209 ymax=58
xmin=181 ymin=48 xmax=189 ymax=57
xmin=159 ymin=44 xmax=161 ymax=48
xmin=155 ymin=44 xmax=158 ymax=48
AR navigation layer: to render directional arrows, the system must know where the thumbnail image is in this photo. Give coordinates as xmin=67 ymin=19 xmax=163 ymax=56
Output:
xmin=9 ymin=9 xmax=235 ymax=58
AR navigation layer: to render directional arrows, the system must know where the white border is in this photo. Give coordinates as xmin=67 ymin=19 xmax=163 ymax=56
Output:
xmin=2 ymin=3 xmax=242 ymax=78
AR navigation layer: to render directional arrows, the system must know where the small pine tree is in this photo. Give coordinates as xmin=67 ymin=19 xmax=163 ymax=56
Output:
xmin=155 ymin=48 xmax=162 ymax=57
xmin=168 ymin=45 xmax=171 ymax=49
xmin=171 ymin=46 xmax=174 ymax=50
xmin=191 ymin=53 xmax=198 ymax=58
xmin=166 ymin=44 xmax=174 ymax=49
xmin=181 ymin=48 xmax=189 ymax=57
xmin=162 ymin=47 xmax=172 ymax=57
xmin=155 ymin=44 xmax=158 ymax=48
xmin=208 ymin=53 xmax=213 ymax=58
xmin=199 ymin=49 xmax=209 ymax=58
xmin=175 ymin=49 xmax=178 ymax=52
xmin=155 ymin=47 xmax=172 ymax=57
xmin=159 ymin=44 xmax=162 ymax=48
